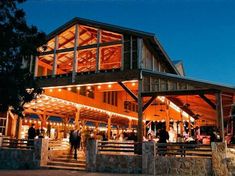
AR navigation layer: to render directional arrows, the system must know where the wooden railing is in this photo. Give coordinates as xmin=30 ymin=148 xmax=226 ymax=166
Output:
xmin=97 ymin=141 xmax=135 ymax=154
xmin=156 ymin=143 xmax=212 ymax=158
xmin=1 ymin=137 xmax=34 ymax=149
xmin=48 ymin=139 xmax=70 ymax=150
xmin=227 ymin=144 xmax=235 ymax=148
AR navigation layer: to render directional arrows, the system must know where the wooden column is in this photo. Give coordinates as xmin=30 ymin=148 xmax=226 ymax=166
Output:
xmin=72 ymin=24 xmax=79 ymax=82
xmin=74 ymin=107 xmax=81 ymax=127
xmin=94 ymin=122 xmax=99 ymax=139
xmin=52 ymin=36 xmax=58 ymax=77
xmin=128 ymin=119 xmax=132 ymax=130
xmin=63 ymin=116 xmax=69 ymax=138
xmin=121 ymin=35 xmax=124 ymax=71
xmin=188 ymin=118 xmax=192 ymax=136
xmin=107 ymin=115 xmax=111 ymax=140
xmin=34 ymin=56 xmax=38 ymax=77
xmin=41 ymin=113 xmax=47 ymax=129
xmin=96 ymin=29 xmax=101 ymax=73
xmin=137 ymin=78 xmax=143 ymax=142
xmin=216 ymin=92 xmax=224 ymax=142
xmin=137 ymin=38 xmax=143 ymax=69
xmin=180 ymin=111 xmax=184 ymax=136
xmin=143 ymin=122 xmax=146 ymax=137
xmin=165 ymin=100 xmax=170 ymax=131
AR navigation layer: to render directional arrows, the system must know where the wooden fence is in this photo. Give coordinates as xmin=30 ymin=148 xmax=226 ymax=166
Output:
xmin=1 ymin=137 xmax=34 ymax=149
xmin=97 ymin=141 xmax=135 ymax=154
xmin=156 ymin=143 xmax=212 ymax=157
xmin=48 ymin=139 xmax=70 ymax=150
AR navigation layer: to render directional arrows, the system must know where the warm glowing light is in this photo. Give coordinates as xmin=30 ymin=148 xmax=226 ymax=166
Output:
xmin=108 ymin=84 xmax=112 ymax=88
xmin=29 ymin=120 xmax=32 ymax=123
xmin=58 ymin=89 xmax=62 ymax=92
xmin=97 ymin=85 xmax=101 ymax=89
xmin=67 ymin=87 xmax=72 ymax=91
xmin=76 ymin=87 xmax=80 ymax=90
xmin=87 ymin=86 xmax=91 ymax=90
xmin=132 ymin=82 xmax=136 ymax=86
xmin=24 ymin=119 xmax=28 ymax=123
xmin=49 ymin=89 xmax=53 ymax=92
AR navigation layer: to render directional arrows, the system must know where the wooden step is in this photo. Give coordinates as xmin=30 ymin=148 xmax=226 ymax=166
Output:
xmin=51 ymin=157 xmax=86 ymax=163
xmin=47 ymin=160 xmax=86 ymax=168
xmin=41 ymin=165 xmax=86 ymax=171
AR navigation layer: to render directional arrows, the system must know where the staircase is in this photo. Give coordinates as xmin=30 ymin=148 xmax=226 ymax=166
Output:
xmin=227 ymin=148 xmax=235 ymax=175
xmin=42 ymin=140 xmax=86 ymax=171
xmin=44 ymin=150 xmax=86 ymax=171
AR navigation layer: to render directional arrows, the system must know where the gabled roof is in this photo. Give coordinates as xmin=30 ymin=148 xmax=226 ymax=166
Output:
xmin=46 ymin=17 xmax=180 ymax=75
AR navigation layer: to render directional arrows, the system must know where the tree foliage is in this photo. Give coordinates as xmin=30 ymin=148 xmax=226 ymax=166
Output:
xmin=0 ymin=0 xmax=46 ymax=117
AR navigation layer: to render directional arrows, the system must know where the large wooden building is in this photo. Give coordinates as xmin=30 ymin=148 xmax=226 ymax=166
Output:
xmin=1 ymin=17 xmax=235 ymax=142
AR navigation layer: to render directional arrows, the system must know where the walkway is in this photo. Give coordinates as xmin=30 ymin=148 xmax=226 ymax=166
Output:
xmin=0 ymin=170 xmax=146 ymax=176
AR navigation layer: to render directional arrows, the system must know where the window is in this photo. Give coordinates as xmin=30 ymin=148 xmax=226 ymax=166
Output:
xmin=79 ymin=86 xmax=94 ymax=99
xmin=103 ymin=91 xmax=118 ymax=106
xmin=0 ymin=116 xmax=7 ymax=135
xmin=124 ymin=101 xmax=138 ymax=113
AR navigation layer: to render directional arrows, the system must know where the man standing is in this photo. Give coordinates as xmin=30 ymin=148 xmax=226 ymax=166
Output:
xmin=69 ymin=126 xmax=81 ymax=160
xmin=28 ymin=124 xmax=36 ymax=147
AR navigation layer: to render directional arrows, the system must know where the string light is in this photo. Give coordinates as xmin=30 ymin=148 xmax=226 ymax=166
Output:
xmin=58 ymin=89 xmax=62 ymax=92
xmin=49 ymin=89 xmax=53 ymax=92
xmin=67 ymin=87 xmax=72 ymax=91
xmin=97 ymin=85 xmax=101 ymax=89
xmin=108 ymin=84 xmax=112 ymax=88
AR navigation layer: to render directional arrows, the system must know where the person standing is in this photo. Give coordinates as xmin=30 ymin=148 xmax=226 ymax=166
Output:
xmin=28 ymin=124 xmax=36 ymax=147
xmin=157 ymin=125 xmax=169 ymax=156
xmin=69 ymin=126 xmax=81 ymax=160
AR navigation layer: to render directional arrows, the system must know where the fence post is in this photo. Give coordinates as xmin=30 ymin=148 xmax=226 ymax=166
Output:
xmin=34 ymin=138 xmax=49 ymax=167
xmin=211 ymin=142 xmax=229 ymax=175
xmin=0 ymin=134 xmax=2 ymax=147
xmin=142 ymin=141 xmax=156 ymax=175
xmin=86 ymin=138 xmax=97 ymax=172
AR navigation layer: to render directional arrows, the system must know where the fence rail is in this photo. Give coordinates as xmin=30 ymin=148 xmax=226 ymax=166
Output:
xmin=97 ymin=141 xmax=135 ymax=154
xmin=1 ymin=137 xmax=34 ymax=149
xmin=48 ymin=139 xmax=70 ymax=150
xmin=156 ymin=143 xmax=212 ymax=158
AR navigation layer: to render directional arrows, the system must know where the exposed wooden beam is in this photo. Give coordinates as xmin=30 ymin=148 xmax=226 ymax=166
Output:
xmin=167 ymin=97 xmax=195 ymax=117
xmin=199 ymin=94 xmax=216 ymax=110
xmin=142 ymin=95 xmax=157 ymax=112
xmin=142 ymin=89 xmax=219 ymax=97
xmin=39 ymin=40 xmax=122 ymax=56
xmin=118 ymin=81 xmax=138 ymax=102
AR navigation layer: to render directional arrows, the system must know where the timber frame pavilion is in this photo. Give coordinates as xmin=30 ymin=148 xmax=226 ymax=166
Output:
xmin=1 ymin=17 xmax=235 ymax=142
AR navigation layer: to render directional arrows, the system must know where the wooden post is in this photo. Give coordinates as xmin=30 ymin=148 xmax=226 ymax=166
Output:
xmin=128 ymin=119 xmax=132 ymax=130
xmin=180 ymin=110 xmax=184 ymax=136
xmin=216 ymin=92 xmax=224 ymax=142
xmin=143 ymin=122 xmax=146 ymax=137
xmin=34 ymin=56 xmax=38 ymax=77
xmin=165 ymin=100 xmax=170 ymax=131
xmin=52 ymin=36 xmax=58 ymax=77
xmin=137 ymin=78 xmax=143 ymax=142
xmin=188 ymin=118 xmax=192 ymax=136
xmin=137 ymin=38 xmax=143 ymax=69
xmin=121 ymin=35 xmax=124 ymax=71
xmin=96 ymin=29 xmax=101 ymax=73
xmin=107 ymin=115 xmax=111 ymax=140
xmin=75 ymin=107 xmax=80 ymax=127
xmin=63 ymin=116 xmax=69 ymax=138
xmin=72 ymin=24 xmax=79 ymax=82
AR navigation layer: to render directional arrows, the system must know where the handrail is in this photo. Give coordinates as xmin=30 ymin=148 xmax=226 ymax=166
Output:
xmin=97 ymin=141 xmax=135 ymax=154
xmin=1 ymin=138 xmax=34 ymax=149
xmin=155 ymin=143 xmax=212 ymax=158
xmin=48 ymin=139 xmax=70 ymax=150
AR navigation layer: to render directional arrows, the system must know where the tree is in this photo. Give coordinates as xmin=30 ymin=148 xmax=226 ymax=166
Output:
xmin=0 ymin=0 xmax=46 ymax=136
